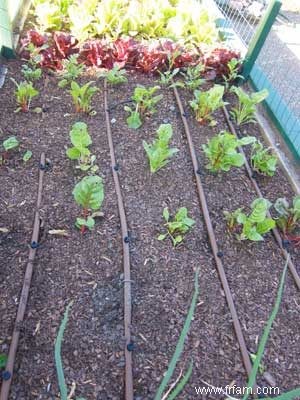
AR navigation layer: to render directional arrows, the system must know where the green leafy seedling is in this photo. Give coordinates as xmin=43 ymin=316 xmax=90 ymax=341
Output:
xmin=274 ymin=195 xmax=300 ymax=236
xmin=202 ymin=131 xmax=256 ymax=172
xmin=58 ymin=55 xmax=85 ymax=88
xmin=230 ymin=87 xmax=268 ymax=126
xmin=23 ymin=150 xmax=33 ymax=162
xmin=70 ymin=81 xmax=98 ymax=114
xmin=11 ymin=79 xmax=39 ymax=112
xmin=189 ymin=84 xmax=226 ymax=125
xmin=125 ymin=85 xmax=163 ymax=129
xmin=251 ymin=141 xmax=277 ymax=177
xmin=158 ymin=207 xmax=195 ymax=246
xmin=180 ymin=63 xmax=205 ymax=90
xmin=222 ymin=58 xmax=243 ymax=91
xmin=21 ymin=64 xmax=42 ymax=81
xmin=154 ymin=270 xmax=199 ymax=400
xmin=73 ymin=175 xmax=104 ymax=233
xmin=66 ymin=122 xmax=98 ymax=173
xmin=0 ymin=354 xmax=7 ymax=369
xmin=3 ymin=136 xmax=19 ymax=152
xmin=224 ymin=198 xmax=275 ymax=241
xmin=100 ymin=66 xmax=128 ymax=85
xmin=143 ymin=124 xmax=178 ymax=173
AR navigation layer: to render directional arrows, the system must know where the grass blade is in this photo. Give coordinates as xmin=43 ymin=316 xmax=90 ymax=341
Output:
xmin=242 ymin=257 xmax=289 ymax=400
xmin=55 ymin=301 xmax=73 ymax=400
xmin=154 ymin=270 xmax=199 ymax=400
xmin=167 ymin=361 xmax=193 ymax=400
xmin=268 ymin=388 xmax=300 ymax=400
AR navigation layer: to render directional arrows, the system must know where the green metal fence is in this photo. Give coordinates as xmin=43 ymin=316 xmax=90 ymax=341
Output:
xmin=214 ymin=0 xmax=300 ymax=162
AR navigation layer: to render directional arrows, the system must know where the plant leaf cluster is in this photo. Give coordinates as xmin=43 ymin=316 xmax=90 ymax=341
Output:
xmin=58 ymin=54 xmax=85 ymax=88
xmin=251 ymin=141 xmax=277 ymax=177
xmin=274 ymin=195 xmax=300 ymax=235
xmin=70 ymin=81 xmax=98 ymax=114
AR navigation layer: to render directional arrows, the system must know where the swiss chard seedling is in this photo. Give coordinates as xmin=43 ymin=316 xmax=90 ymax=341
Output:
xmin=99 ymin=66 xmax=128 ymax=85
xmin=230 ymin=87 xmax=268 ymax=126
xmin=58 ymin=54 xmax=85 ymax=88
xmin=11 ymin=79 xmax=39 ymax=112
xmin=72 ymin=175 xmax=104 ymax=233
xmin=180 ymin=63 xmax=205 ymax=90
xmin=274 ymin=196 xmax=300 ymax=242
xmin=70 ymin=81 xmax=98 ymax=114
xmin=224 ymin=198 xmax=275 ymax=241
xmin=125 ymin=85 xmax=163 ymax=129
xmin=66 ymin=122 xmax=98 ymax=173
xmin=189 ymin=85 xmax=226 ymax=125
xmin=158 ymin=207 xmax=195 ymax=246
xmin=1 ymin=136 xmax=19 ymax=164
xmin=251 ymin=141 xmax=277 ymax=177
xmin=143 ymin=124 xmax=178 ymax=173
xmin=222 ymin=58 xmax=243 ymax=91
xmin=202 ymin=131 xmax=256 ymax=172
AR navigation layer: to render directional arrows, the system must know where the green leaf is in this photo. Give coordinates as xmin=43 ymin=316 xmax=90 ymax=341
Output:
xmin=158 ymin=233 xmax=167 ymax=241
xmin=126 ymin=111 xmax=142 ymax=129
xmin=239 ymin=136 xmax=256 ymax=145
xmin=154 ymin=270 xmax=199 ymax=400
xmin=3 ymin=136 xmax=19 ymax=151
xmin=73 ymin=175 xmax=104 ymax=210
xmin=163 ymin=207 xmax=170 ymax=222
xmin=58 ymin=79 xmax=69 ymax=88
xmin=23 ymin=150 xmax=32 ymax=162
xmin=55 ymin=302 xmax=73 ymax=400
xmin=167 ymin=361 xmax=193 ymax=400
xmin=256 ymin=218 xmax=275 ymax=235
xmin=66 ymin=147 xmax=81 ymax=160
xmin=0 ymin=354 xmax=7 ymax=369
xmin=85 ymin=216 xmax=95 ymax=230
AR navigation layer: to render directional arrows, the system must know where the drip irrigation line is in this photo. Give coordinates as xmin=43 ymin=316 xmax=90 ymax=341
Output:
xmin=0 ymin=153 xmax=46 ymax=400
xmin=103 ymin=80 xmax=134 ymax=400
xmin=173 ymin=87 xmax=256 ymax=388
xmin=222 ymin=105 xmax=300 ymax=291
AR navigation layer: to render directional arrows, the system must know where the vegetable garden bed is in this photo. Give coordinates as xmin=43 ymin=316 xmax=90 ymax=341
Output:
xmin=0 ymin=1 xmax=300 ymax=399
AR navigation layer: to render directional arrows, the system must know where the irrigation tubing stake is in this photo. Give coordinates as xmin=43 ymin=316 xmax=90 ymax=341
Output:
xmin=173 ymin=87 xmax=256 ymax=387
xmin=0 ymin=153 xmax=46 ymax=400
xmin=222 ymin=105 xmax=300 ymax=290
xmin=103 ymin=80 xmax=134 ymax=400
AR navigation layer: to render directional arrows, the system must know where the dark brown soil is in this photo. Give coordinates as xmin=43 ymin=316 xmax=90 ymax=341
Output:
xmin=0 ymin=60 xmax=299 ymax=400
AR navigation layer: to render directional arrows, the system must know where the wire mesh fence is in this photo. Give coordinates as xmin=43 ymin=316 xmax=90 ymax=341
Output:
xmin=214 ymin=0 xmax=300 ymax=160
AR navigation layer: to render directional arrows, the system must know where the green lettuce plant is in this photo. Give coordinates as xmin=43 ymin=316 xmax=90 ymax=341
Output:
xmin=158 ymin=206 xmax=195 ymax=246
xmin=58 ymin=55 xmax=85 ymax=88
xmin=274 ymin=195 xmax=300 ymax=236
xmin=66 ymin=122 xmax=98 ymax=173
xmin=125 ymin=85 xmax=163 ymax=129
xmin=224 ymin=198 xmax=275 ymax=241
xmin=202 ymin=131 xmax=256 ymax=172
xmin=189 ymin=85 xmax=226 ymax=125
xmin=70 ymin=81 xmax=98 ymax=114
xmin=99 ymin=65 xmax=128 ymax=85
xmin=251 ymin=141 xmax=277 ymax=177
xmin=143 ymin=124 xmax=178 ymax=173
xmin=11 ymin=79 xmax=39 ymax=112
xmin=230 ymin=87 xmax=268 ymax=126
xmin=72 ymin=175 xmax=104 ymax=233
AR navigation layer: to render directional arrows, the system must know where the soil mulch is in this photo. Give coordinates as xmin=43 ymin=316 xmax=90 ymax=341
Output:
xmin=0 ymin=60 xmax=299 ymax=400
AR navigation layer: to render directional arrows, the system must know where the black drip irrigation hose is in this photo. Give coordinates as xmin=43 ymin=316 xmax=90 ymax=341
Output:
xmin=172 ymin=86 xmax=258 ymax=391
xmin=0 ymin=153 xmax=46 ymax=400
xmin=103 ymin=80 xmax=134 ymax=400
xmin=222 ymin=105 xmax=300 ymax=291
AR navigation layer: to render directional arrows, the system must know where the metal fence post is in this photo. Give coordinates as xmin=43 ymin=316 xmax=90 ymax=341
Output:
xmin=242 ymin=0 xmax=282 ymax=81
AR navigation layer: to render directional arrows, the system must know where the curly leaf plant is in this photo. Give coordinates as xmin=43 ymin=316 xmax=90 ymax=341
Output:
xmin=189 ymin=84 xmax=226 ymax=125
xmin=158 ymin=207 xmax=195 ymax=246
xmin=66 ymin=122 xmax=98 ymax=173
xmin=230 ymin=87 xmax=268 ymax=125
xmin=11 ymin=78 xmax=39 ymax=112
xmin=125 ymin=85 xmax=163 ymax=129
xmin=72 ymin=175 xmax=104 ymax=233
xmin=251 ymin=141 xmax=277 ymax=177
xmin=70 ymin=81 xmax=98 ymax=114
xmin=202 ymin=131 xmax=256 ymax=172
xmin=224 ymin=198 xmax=275 ymax=241
xmin=143 ymin=124 xmax=178 ymax=173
